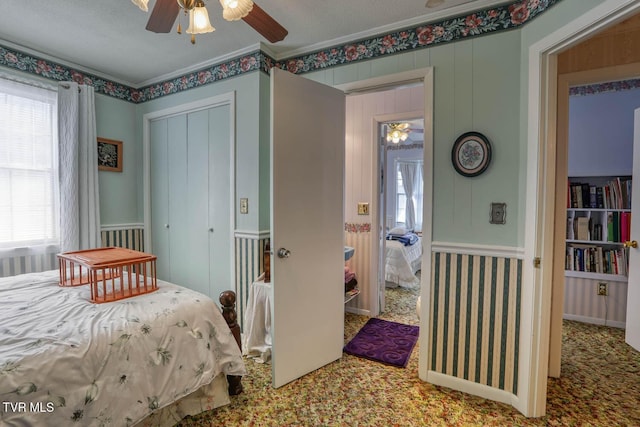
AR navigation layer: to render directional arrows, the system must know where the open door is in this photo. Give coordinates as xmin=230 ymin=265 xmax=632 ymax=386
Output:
xmin=625 ymin=108 xmax=640 ymax=351
xmin=270 ymin=68 xmax=346 ymax=388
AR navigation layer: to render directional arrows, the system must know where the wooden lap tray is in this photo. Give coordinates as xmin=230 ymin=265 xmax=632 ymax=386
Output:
xmin=58 ymin=247 xmax=158 ymax=303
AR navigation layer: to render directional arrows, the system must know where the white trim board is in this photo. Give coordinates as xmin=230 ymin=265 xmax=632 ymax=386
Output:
xmin=431 ymin=242 xmax=524 ymax=259
xmin=100 ymin=223 xmax=145 ymax=231
xmin=562 ymin=314 xmax=625 ymax=330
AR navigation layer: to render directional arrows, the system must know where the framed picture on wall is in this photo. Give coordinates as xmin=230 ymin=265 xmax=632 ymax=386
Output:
xmin=97 ymin=137 xmax=123 ymax=172
xmin=451 ymin=131 xmax=491 ymax=177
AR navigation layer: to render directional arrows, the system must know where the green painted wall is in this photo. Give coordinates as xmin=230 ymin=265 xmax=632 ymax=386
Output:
xmin=95 ymin=94 xmax=137 ymax=225
xmin=93 ymin=0 xmax=610 ymax=248
xmin=306 ymin=32 xmax=521 ymax=247
xmin=133 ymin=73 xmax=263 ymax=233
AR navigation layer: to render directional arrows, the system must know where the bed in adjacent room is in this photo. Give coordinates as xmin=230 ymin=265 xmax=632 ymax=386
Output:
xmin=385 ymin=228 xmax=422 ymax=288
xmin=0 ymin=269 xmax=246 ymax=427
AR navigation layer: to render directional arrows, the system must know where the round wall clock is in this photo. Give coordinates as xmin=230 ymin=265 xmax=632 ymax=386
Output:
xmin=451 ymin=131 xmax=492 ymax=177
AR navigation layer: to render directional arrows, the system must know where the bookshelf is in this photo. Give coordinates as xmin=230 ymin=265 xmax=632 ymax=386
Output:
xmin=566 ymin=176 xmax=632 ymax=278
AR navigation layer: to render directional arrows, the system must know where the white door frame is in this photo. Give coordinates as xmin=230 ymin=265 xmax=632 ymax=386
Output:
xmin=336 ymin=66 xmax=435 ymax=380
xmin=524 ymin=0 xmax=640 ymax=417
xmin=141 ymin=92 xmax=237 ymax=292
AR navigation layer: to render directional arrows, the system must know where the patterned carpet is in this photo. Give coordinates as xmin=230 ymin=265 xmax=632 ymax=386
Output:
xmin=177 ymin=286 xmax=640 ymax=426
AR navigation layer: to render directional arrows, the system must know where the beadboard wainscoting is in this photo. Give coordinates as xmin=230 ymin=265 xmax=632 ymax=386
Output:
xmin=0 ymin=224 xmax=145 ymax=278
xmin=235 ymin=231 xmax=270 ymax=331
xmin=429 ymin=245 xmax=523 ymax=395
xmin=345 ymin=223 xmax=372 ymax=315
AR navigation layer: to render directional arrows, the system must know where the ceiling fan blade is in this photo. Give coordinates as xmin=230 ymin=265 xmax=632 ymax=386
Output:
xmin=146 ymin=0 xmax=180 ymax=33
xmin=242 ymin=2 xmax=288 ymax=43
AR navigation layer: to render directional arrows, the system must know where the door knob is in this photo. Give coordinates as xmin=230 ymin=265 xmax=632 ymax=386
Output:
xmin=277 ymin=248 xmax=291 ymax=258
xmin=624 ymin=240 xmax=638 ymax=249
xmin=208 ymin=228 xmax=214 ymax=233
xmin=164 ymin=224 xmax=170 ymax=229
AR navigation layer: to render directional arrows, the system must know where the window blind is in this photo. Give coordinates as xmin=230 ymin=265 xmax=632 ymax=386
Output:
xmin=0 ymin=78 xmax=59 ymax=248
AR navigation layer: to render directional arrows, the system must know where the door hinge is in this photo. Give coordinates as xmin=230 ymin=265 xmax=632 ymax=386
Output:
xmin=533 ymin=257 xmax=541 ymax=268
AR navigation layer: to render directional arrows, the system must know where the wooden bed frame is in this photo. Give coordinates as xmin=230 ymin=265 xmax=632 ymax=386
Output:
xmin=219 ymin=290 xmax=243 ymax=395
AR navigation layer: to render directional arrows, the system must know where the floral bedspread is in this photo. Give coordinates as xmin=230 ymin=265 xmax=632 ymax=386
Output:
xmin=0 ymin=270 xmax=245 ymax=426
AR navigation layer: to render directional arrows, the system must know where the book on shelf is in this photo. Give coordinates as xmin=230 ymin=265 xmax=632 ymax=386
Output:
xmin=621 ymin=212 xmax=631 ymax=243
xmin=567 ymin=177 xmax=632 ymax=209
xmin=566 ymin=244 xmax=627 ymax=275
xmin=575 ymin=217 xmax=590 ymax=241
xmin=566 ymin=217 xmax=574 ymax=240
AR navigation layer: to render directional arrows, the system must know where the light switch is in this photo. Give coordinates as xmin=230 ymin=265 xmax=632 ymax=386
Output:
xmin=490 ymin=202 xmax=506 ymax=224
xmin=240 ymin=198 xmax=248 ymax=214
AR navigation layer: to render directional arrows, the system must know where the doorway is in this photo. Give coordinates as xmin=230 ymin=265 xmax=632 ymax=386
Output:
xmin=340 ymin=70 xmax=432 ymax=321
xmin=377 ymin=118 xmax=424 ymax=317
xmin=547 ymin=14 xmax=640 ymax=378
xmin=525 ymin=0 xmax=640 ymax=416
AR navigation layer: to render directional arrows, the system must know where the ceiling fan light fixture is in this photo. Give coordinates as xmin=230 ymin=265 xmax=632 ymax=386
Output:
xmin=220 ymin=0 xmax=254 ymax=21
xmin=386 ymin=123 xmax=410 ymax=143
xmin=186 ymin=1 xmax=215 ymax=34
xmin=131 ymin=0 xmax=149 ymax=12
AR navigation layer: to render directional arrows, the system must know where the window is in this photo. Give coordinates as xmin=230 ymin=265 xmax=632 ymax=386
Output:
xmin=0 ymin=79 xmax=59 ymax=249
xmin=395 ymin=160 xmax=423 ymax=230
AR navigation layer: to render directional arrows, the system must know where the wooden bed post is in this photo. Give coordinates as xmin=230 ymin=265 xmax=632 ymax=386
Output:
xmin=219 ymin=290 xmax=243 ymax=395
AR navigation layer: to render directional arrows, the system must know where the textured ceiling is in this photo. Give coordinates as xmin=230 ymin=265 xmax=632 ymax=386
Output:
xmin=0 ymin=0 xmax=511 ymax=87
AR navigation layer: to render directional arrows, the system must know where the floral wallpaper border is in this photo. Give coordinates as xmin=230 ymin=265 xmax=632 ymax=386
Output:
xmin=569 ymin=78 xmax=640 ymax=96
xmin=345 ymin=223 xmax=372 ymax=233
xmin=1 ymin=0 xmax=560 ymax=103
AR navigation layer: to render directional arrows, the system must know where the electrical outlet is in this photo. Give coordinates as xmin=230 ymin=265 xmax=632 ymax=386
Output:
xmin=597 ymin=282 xmax=608 ymax=296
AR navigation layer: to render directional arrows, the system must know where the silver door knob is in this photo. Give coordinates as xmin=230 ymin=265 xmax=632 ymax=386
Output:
xmin=277 ymin=248 xmax=291 ymax=258
xmin=164 ymin=224 xmax=170 ymax=229
xmin=208 ymin=228 xmax=214 ymax=232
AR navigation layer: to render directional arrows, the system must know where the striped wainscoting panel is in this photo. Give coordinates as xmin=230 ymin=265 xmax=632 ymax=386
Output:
xmin=0 ymin=246 xmax=59 ymax=278
xmin=101 ymin=227 xmax=145 ymax=251
xmin=430 ymin=252 xmax=522 ymax=394
xmin=563 ymin=275 xmax=627 ymax=328
xmin=235 ymin=235 xmax=270 ymax=331
xmin=0 ymin=225 xmax=144 ymax=278
xmin=345 ymin=224 xmax=371 ymax=313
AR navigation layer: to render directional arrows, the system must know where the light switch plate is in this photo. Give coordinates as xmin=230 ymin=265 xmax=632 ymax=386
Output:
xmin=490 ymin=202 xmax=506 ymax=224
xmin=358 ymin=202 xmax=369 ymax=215
xmin=240 ymin=198 xmax=248 ymax=214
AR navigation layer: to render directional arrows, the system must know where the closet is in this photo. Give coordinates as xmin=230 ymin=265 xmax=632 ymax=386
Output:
xmin=149 ymin=104 xmax=232 ymax=300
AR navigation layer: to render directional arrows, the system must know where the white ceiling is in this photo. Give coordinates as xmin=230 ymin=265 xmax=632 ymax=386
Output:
xmin=0 ymin=0 xmax=511 ymax=87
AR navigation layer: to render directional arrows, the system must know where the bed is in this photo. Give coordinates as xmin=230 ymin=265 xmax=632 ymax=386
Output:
xmin=0 ymin=269 xmax=246 ymax=427
xmin=385 ymin=233 xmax=422 ymax=288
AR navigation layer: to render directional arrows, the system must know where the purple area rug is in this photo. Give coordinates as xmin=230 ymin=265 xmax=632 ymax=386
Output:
xmin=343 ymin=318 xmax=419 ymax=368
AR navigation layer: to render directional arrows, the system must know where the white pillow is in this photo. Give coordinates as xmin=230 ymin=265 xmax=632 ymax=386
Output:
xmin=389 ymin=226 xmax=411 ymax=235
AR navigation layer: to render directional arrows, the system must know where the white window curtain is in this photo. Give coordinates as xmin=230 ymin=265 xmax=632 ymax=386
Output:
xmin=58 ymin=82 xmax=101 ymax=252
xmin=398 ymin=160 xmax=423 ymax=231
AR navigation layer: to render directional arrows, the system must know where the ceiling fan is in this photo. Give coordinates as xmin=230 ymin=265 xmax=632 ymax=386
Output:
xmin=386 ymin=122 xmax=423 ymax=144
xmin=141 ymin=0 xmax=288 ymax=44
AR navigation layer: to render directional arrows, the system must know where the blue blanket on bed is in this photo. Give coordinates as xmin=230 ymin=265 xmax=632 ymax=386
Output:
xmin=386 ymin=232 xmax=419 ymax=246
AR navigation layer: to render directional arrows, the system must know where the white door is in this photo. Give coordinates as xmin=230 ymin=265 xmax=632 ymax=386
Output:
xmin=270 ymin=68 xmax=345 ymax=388
xmin=625 ymin=109 xmax=640 ymax=350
